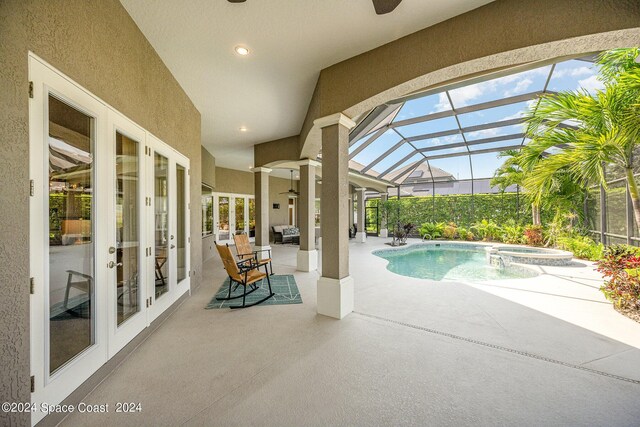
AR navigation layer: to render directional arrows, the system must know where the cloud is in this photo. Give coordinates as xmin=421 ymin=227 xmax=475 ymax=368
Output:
xmin=466 ymin=127 xmax=501 ymax=140
xmin=577 ymin=75 xmax=604 ymax=93
xmin=553 ymin=65 xmax=594 ymax=78
xmin=504 ymin=78 xmax=533 ymax=97
xmin=431 ymin=93 xmax=451 ymax=113
xmin=449 ymin=80 xmax=496 ymax=107
xmin=448 ymin=66 xmax=550 ymax=108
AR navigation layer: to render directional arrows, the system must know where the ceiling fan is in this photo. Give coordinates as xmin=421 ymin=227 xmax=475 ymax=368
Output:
xmin=227 ymin=0 xmax=403 ymax=15
xmin=279 ymin=170 xmax=300 ymax=198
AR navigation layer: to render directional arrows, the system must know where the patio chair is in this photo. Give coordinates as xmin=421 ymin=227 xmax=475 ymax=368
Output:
xmin=233 ymin=233 xmax=274 ymax=275
xmin=63 ymin=270 xmax=93 ymax=312
xmin=215 ymin=243 xmax=274 ymax=309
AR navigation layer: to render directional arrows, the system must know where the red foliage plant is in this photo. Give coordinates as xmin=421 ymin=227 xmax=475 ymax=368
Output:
xmin=524 ymin=225 xmax=543 ymax=247
xmin=596 ymin=245 xmax=640 ymax=311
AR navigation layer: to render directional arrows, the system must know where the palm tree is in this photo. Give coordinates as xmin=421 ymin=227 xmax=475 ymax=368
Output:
xmin=492 ymin=148 xmax=586 ymax=226
xmin=524 ymin=48 xmax=640 ymax=229
xmin=491 ymin=149 xmax=542 ymax=225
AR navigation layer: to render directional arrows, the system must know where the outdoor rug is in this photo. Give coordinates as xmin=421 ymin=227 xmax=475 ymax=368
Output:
xmin=206 ymin=274 xmax=302 ymax=309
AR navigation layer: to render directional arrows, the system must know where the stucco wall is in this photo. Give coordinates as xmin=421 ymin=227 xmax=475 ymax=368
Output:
xmin=201 ymin=146 xmax=216 ymax=188
xmin=215 ymin=166 xmax=255 ymax=195
xmin=0 ymin=1 xmax=201 ymax=424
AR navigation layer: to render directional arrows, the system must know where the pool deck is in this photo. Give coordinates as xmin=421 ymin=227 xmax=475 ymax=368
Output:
xmin=59 ymin=237 xmax=640 ymax=426
xmin=362 ymin=238 xmax=640 ymax=350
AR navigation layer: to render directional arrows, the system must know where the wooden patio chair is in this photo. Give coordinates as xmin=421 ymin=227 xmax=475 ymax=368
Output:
xmin=233 ymin=233 xmax=274 ymax=275
xmin=215 ymin=243 xmax=274 ymax=309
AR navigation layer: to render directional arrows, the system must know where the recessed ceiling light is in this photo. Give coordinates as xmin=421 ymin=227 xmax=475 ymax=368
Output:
xmin=235 ymin=46 xmax=249 ymax=56
xmin=239 ymin=126 xmax=248 ymax=132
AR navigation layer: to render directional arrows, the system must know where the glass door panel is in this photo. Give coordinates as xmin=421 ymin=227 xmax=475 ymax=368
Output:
xmin=154 ymin=153 xmax=169 ymax=299
xmin=176 ymin=164 xmax=187 ymax=283
xmin=249 ymin=197 xmax=255 ymax=238
xmin=48 ymin=94 xmax=95 ymax=374
xmin=235 ymin=197 xmax=245 ymax=235
xmin=218 ymin=196 xmax=230 ymax=241
xmin=115 ymin=132 xmax=140 ymax=325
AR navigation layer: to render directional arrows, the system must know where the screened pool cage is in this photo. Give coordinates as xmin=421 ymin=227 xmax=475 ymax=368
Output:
xmin=337 ymin=52 xmax=639 ymax=245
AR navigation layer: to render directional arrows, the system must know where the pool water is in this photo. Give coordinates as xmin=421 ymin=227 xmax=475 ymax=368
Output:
xmin=374 ymin=244 xmax=538 ymax=281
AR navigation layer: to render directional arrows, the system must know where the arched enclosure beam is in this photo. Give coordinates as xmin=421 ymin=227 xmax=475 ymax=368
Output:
xmin=298 ymin=0 xmax=639 ymax=161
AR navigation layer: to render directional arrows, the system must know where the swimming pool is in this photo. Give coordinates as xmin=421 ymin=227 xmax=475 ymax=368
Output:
xmin=373 ymin=243 xmax=539 ymax=281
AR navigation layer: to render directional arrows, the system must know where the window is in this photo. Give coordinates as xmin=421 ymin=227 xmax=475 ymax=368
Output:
xmin=201 ymin=184 xmax=213 ymax=237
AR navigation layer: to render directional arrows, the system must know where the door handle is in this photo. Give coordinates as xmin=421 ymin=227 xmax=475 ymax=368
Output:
xmin=170 ymin=244 xmax=176 ymax=249
xmin=107 ymin=261 xmax=123 ymax=269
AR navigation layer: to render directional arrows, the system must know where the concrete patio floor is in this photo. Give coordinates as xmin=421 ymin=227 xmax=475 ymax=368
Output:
xmin=59 ymin=238 xmax=640 ymax=426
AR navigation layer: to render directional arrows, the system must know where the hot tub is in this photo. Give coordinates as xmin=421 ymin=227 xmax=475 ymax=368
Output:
xmin=485 ymin=245 xmax=574 ymax=267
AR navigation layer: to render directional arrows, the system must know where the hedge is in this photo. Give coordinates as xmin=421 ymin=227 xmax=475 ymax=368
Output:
xmin=366 ymin=193 xmax=554 ymax=229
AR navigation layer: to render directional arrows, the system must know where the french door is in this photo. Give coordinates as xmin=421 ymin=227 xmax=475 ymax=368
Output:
xmin=213 ymin=193 xmax=255 ymax=244
xmin=106 ymin=110 xmax=147 ymax=357
xmin=29 ymin=54 xmax=190 ymax=424
xmin=147 ymin=136 xmax=190 ymax=322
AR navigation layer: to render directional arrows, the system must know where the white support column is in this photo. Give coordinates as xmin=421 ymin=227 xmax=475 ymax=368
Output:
xmin=297 ymin=159 xmax=320 ymax=271
xmin=379 ymin=192 xmax=388 ymax=238
xmin=252 ymin=167 xmax=272 ymax=258
xmin=314 ymin=113 xmax=356 ymax=319
xmin=355 ymin=187 xmax=367 ymax=243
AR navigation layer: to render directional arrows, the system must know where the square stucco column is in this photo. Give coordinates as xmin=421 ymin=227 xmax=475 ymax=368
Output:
xmin=379 ymin=193 xmax=388 ymax=238
xmin=355 ymin=187 xmax=367 ymax=243
xmin=314 ymin=113 xmax=356 ymax=319
xmin=252 ymin=167 xmax=272 ymax=255
xmin=297 ymin=159 xmax=320 ymax=271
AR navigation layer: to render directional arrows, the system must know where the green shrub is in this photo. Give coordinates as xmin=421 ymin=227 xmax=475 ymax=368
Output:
xmin=419 ymin=222 xmax=444 ymax=239
xmin=502 ymin=220 xmax=525 ymax=244
xmin=443 ymin=222 xmax=458 ymax=239
xmin=557 ymin=235 xmax=604 ymax=261
xmin=456 ymin=226 xmax=475 ymax=241
xmin=471 ymin=219 xmax=502 ymax=241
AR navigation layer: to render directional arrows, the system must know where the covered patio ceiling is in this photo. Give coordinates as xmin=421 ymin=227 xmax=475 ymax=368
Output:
xmin=346 ymin=54 xmax=602 ymax=187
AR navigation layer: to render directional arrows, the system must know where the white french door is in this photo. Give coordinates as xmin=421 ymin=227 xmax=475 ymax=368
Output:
xmin=213 ymin=193 xmax=255 ymax=244
xmin=106 ymin=110 xmax=147 ymax=357
xmin=29 ymin=56 xmax=109 ymax=425
xmin=147 ymin=136 xmax=190 ymax=322
xmin=29 ymin=54 xmax=190 ymax=425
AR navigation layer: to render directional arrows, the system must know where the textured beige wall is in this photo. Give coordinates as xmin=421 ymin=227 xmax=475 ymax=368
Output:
xmin=0 ymin=1 xmax=201 ymax=424
xmin=201 ymin=146 xmax=216 ymax=188
xmin=253 ymin=135 xmax=299 ymax=168
xmin=215 ymin=166 xmax=255 ymax=194
xmin=298 ymin=0 xmax=640 ymax=157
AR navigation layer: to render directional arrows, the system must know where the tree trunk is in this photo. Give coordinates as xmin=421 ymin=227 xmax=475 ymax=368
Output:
xmin=626 ymin=168 xmax=640 ymax=230
xmin=531 ymin=203 xmax=541 ymax=226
